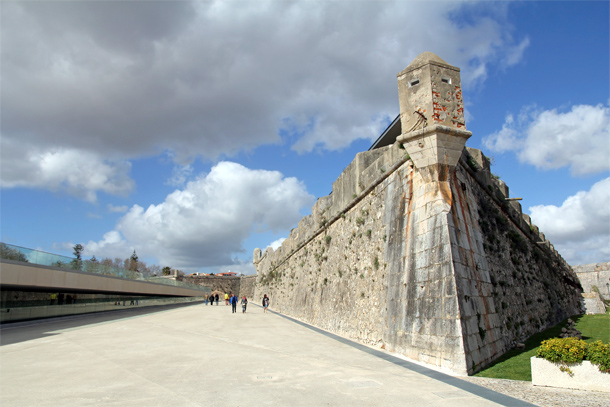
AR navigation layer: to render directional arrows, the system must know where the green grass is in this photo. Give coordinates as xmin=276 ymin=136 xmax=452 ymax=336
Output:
xmin=474 ymin=313 xmax=610 ymax=381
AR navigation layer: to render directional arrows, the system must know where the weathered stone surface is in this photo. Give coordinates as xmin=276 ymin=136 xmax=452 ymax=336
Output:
xmin=252 ymin=52 xmax=583 ymax=376
xmin=182 ymin=275 xmax=255 ymax=299
xmin=573 ymin=262 xmax=610 ymax=302
xmin=581 ymin=292 xmax=607 ymax=314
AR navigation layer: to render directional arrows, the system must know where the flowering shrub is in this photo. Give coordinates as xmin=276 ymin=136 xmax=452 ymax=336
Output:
xmin=536 ymin=337 xmax=610 ymax=374
xmin=536 ymin=337 xmax=586 ymax=364
xmin=586 ymin=341 xmax=610 ymax=373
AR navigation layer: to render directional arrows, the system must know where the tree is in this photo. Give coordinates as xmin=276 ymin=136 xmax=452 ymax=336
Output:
xmin=73 ymin=244 xmax=84 ymax=260
xmin=86 ymin=255 xmax=99 ymax=273
xmin=100 ymin=257 xmax=114 ymax=274
xmin=71 ymin=244 xmax=84 ymax=270
xmin=129 ymin=250 xmax=139 ymax=272
xmin=113 ymin=257 xmax=124 ymax=269
xmin=147 ymin=264 xmax=161 ymax=277
xmin=162 ymin=266 xmax=171 ymax=276
xmin=0 ymin=243 xmax=28 ymax=262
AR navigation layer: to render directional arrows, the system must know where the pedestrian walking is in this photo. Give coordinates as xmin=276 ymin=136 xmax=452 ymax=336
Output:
xmin=262 ymin=294 xmax=270 ymax=313
xmin=215 ymin=293 xmax=219 ymax=305
xmin=231 ymin=294 xmax=238 ymax=313
xmin=241 ymin=296 xmax=248 ymax=313
xmin=225 ymin=293 xmax=229 ymax=305
xmin=205 ymin=295 xmax=209 ymax=306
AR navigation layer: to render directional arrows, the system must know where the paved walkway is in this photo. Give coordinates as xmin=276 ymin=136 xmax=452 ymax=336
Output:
xmin=0 ymin=303 xmax=549 ymax=406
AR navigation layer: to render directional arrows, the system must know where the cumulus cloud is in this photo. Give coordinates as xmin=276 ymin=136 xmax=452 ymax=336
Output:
xmin=529 ymin=177 xmax=610 ymax=264
xmin=484 ymin=104 xmax=610 ymax=175
xmin=0 ymin=139 xmax=133 ymax=202
xmin=268 ymin=238 xmax=287 ymax=251
xmin=83 ymin=230 xmax=127 ymax=260
xmin=84 ymin=162 xmax=314 ymax=271
xmin=2 ymin=1 xmax=528 ymax=192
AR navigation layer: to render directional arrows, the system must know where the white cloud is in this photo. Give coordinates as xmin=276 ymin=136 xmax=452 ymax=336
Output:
xmin=529 ymin=177 xmax=610 ymax=264
xmin=107 ymin=204 xmax=129 ymax=213
xmin=0 ymin=139 xmax=134 ymax=202
xmin=2 ymin=0 xmax=529 ymax=173
xmin=484 ymin=104 xmax=610 ymax=175
xmin=83 ymin=230 xmax=128 ymax=260
xmin=166 ymin=164 xmax=194 ymax=187
xmin=267 ymin=238 xmax=287 ymax=251
xmin=503 ymin=37 xmax=530 ymax=66
xmin=85 ymin=162 xmax=313 ymax=271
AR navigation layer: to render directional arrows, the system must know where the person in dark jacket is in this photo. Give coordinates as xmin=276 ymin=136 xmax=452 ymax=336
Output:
xmin=262 ymin=294 xmax=270 ymax=313
xmin=231 ymin=294 xmax=238 ymax=313
xmin=215 ymin=293 xmax=219 ymax=305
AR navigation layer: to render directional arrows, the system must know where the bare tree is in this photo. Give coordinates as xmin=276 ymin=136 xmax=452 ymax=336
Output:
xmin=148 ymin=264 xmax=161 ymax=276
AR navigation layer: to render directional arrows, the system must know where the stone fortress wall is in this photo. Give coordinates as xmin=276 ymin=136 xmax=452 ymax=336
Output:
xmin=182 ymin=275 xmax=256 ymax=299
xmin=573 ymin=262 xmax=610 ymax=314
xmin=573 ymin=262 xmax=610 ymax=296
xmin=252 ymin=53 xmax=583 ymax=376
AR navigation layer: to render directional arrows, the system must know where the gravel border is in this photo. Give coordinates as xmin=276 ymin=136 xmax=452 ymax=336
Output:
xmin=459 ymin=376 xmax=610 ymax=407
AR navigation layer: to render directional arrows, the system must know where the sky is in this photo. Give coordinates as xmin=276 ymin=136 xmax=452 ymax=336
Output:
xmin=1 ymin=0 xmax=608 ymax=275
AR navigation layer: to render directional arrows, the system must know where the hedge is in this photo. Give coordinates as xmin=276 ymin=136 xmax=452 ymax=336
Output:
xmin=536 ymin=337 xmax=610 ymax=373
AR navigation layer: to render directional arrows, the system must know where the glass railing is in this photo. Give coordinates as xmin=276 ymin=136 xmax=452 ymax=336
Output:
xmin=0 ymin=242 xmax=209 ymax=292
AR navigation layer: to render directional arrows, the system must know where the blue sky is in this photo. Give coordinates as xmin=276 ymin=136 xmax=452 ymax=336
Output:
xmin=1 ymin=1 xmax=608 ymax=274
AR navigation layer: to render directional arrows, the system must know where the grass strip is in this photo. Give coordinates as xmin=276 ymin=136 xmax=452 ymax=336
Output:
xmin=474 ymin=313 xmax=610 ymax=381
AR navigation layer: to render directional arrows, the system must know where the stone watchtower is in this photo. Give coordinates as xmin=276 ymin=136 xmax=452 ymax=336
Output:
xmin=396 ymin=52 xmax=471 ymax=182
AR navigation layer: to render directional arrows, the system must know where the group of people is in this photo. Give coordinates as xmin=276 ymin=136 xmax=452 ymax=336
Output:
xmin=205 ymin=293 xmax=220 ymax=305
xmin=204 ymin=292 xmax=271 ymax=314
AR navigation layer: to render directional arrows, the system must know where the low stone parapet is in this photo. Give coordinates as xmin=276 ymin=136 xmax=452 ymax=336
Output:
xmin=531 ymin=357 xmax=610 ymax=393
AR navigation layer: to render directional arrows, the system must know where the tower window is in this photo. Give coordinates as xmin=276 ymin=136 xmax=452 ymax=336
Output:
xmin=441 ymin=77 xmax=451 ymax=84
xmin=409 ymin=79 xmax=420 ymax=87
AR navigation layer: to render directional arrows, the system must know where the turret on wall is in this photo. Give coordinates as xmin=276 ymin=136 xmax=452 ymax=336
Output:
xmin=396 ymin=52 xmax=471 ymax=179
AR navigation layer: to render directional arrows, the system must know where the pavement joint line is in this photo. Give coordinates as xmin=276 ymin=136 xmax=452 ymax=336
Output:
xmin=265 ymin=307 xmax=537 ymax=407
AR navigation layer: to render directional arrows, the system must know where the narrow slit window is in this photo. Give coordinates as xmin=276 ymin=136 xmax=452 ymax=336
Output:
xmin=409 ymin=79 xmax=420 ymax=88
xmin=441 ymin=77 xmax=451 ymax=84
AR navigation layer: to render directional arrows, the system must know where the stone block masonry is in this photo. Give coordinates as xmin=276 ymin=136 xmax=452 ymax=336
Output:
xmin=572 ymin=262 xmax=610 ymax=314
xmin=253 ymin=52 xmax=583 ymax=375
xmin=182 ymin=275 xmax=256 ymax=299
xmin=573 ymin=262 xmax=610 ymax=299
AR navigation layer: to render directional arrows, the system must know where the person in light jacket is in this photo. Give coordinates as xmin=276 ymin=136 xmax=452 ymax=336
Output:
xmin=241 ymin=296 xmax=248 ymax=313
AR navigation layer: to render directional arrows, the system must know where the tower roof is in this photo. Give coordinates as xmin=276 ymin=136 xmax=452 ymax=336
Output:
xmin=397 ymin=52 xmax=459 ymax=76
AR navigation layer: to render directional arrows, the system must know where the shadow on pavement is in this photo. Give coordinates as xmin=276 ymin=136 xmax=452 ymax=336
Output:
xmin=0 ymin=302 xmax=202 ymax=346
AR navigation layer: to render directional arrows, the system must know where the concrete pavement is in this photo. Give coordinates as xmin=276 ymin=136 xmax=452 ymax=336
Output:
xmin=0 ymin=303 xmax=534 ymax=406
